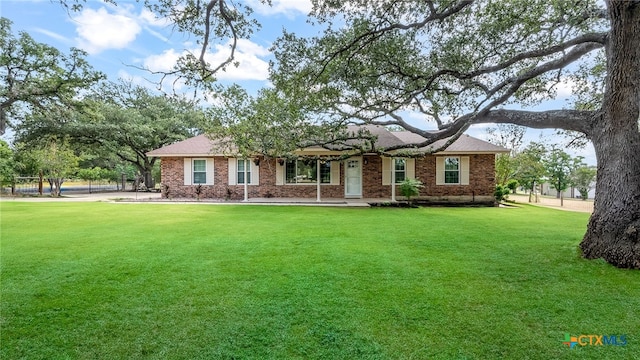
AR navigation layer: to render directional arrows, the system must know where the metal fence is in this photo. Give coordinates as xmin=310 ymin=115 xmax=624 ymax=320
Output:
xmin=9 ymin=177 xmax=41 ymax=195
xmin=2 ymin=177 xmax=130 ymax=195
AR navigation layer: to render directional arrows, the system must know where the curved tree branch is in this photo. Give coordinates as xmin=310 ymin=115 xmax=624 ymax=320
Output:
xmin=199 ymin=0 xmax=238 ymax=80
xmin=476 ymin=109 xmax=595 ymax=134
xmin=472 ymin=41 xmax=604 ymax=114
xmin=317 ymin=1 xmax=473 ymax=77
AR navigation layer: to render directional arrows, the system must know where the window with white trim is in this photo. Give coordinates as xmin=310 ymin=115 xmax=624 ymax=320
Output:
xmin=394 ymin=159 xmax=406 ymax=183
xmin=285 ymin=159 xmax=331 ymax=184
xmin=320 ymin=161 xmax=331 ymax=183
xmin=237 ymin=159 xmax=251 ymax=184
xmin=193 ymin=159 xmax=207 ymax=184
xmin=444 ymin=157 xmax=460 ymax=184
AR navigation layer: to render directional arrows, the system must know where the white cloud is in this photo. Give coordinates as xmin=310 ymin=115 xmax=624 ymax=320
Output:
xmin=247 ymin=0 xmax=312 ymax=16
xmin=71 ymin=4 xmax=173 ymax=54
xmin=143 ymin=39 xmax=270 ymax=81
xmin=270 ymin=0 xmax=313 ymax=14
xmin=551 ymin=78 xmax=577 ymax=99
xmin=72 ymin=7 xmax=141 ymax=54
xmin=209 ymin=39 xmax=270 ymax=81
xmin=466 ymin=123 xmax=496 ymax=141
xmin=235 ymin=38 xmax=271 ymax=57
xmin=143 ymin=48 xmax=182 ymax=73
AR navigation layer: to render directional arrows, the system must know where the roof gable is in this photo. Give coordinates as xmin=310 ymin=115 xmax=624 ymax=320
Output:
xmin=146 ymin=134 xmax=216 ymax=156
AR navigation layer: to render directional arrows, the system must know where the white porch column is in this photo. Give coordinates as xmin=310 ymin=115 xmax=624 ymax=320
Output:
xmin=316 ymin=159 xmax=321 ymax=202
xmin=391 ymin=157 xmax=396 ymax=202
xmin=243 ymin=158 xmax=249 ymax=202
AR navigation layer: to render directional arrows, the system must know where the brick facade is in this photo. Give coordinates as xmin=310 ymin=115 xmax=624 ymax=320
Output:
xmin=160 ymin=154 xmax=496 ymax=203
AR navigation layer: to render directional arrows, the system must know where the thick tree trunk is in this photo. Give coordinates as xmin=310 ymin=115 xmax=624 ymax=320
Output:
xmin=143 ymin=169 xmax=154 ymax=190
xmin=579 ymin=0 xmax=640 ymax=268
xmin=138 ymin=160 xmax=155 ymax=190
xmin=581 ymin=129 xmax=640 ymax=268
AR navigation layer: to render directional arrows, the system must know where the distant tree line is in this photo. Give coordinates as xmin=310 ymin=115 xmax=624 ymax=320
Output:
xmin=488 ymin=125 xmax=597 ymax=202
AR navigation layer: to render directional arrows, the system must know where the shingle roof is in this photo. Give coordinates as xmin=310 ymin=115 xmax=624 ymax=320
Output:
xmin=347 ymin=125 xmax=406 ymax=149
xmin=146 ymin=127 xmax=509 ymax=157
xmin=146 ymin=134 xmax=218 ymax=156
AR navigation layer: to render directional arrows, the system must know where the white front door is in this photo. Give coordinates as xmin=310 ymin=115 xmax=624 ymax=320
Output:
xmin=345 ymin=158 xmax=362 ymax=198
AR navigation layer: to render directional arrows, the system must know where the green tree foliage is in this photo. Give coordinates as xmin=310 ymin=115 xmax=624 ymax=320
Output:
xmin=16 ymin=80 xmax=205 ymax=188
xmin=10 ymin=143 xmax=41 ymax=178
xmin=0 ymin=17 xmax=104 ymax=135
xmin=77 ymin=166 xmax=116 ymax=192
xmin=0 ymin=139 xmax=16 ymax=187
xmin=494 ymin=185 xmax=510 ymax=203
xmin=514 ymin=142 xmax=546 ymax=202
xmin=272 ymin=1 xmax=607 ymax=144
xmin=571 ymin=165 xmax=597 ymax=200
xmin=206 ymin=85 xmax=370 ymax=160
xmin=543 ymin=148 xmax=580 ymax=199
xmin=33 ymin=140 xmax=79 ymax=197
xmin=494 ymin=154 xmax=517 ymax=187
xmin=486 ymin=124 xmax=526 ymax=186
xmin=206 ymin=85 xmax=309 ymax=159
xmin=506 ymin=179 xmax=519 ymax=194
xmin=76 ymin=167 xmax=111 ymax=182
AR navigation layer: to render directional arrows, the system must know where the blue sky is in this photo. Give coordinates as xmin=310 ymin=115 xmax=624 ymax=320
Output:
xmin=1 ymin=0 xmax=312 ymax=91
xmin=1 ymin=0 xmax=596 ymax=164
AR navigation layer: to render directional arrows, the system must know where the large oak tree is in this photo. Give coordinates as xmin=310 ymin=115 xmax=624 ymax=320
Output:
xmin=268 ymin=0 xmax=639 ymax=268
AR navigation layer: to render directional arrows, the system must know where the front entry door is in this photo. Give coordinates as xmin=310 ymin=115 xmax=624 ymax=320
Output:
xmin=345 ymin=158 xmax=362 ymax=198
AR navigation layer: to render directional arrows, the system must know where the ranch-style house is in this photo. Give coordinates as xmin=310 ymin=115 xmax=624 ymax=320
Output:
xmin=147 ymin=126 xmax=509 ymax=204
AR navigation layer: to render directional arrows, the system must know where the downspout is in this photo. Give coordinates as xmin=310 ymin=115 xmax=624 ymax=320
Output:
xmin=243 ymin=158 xmax=249 ymax=202
xmin=316 ymin=159 xmax=321 ymax=202
xmin=391 ymin=157 xmax=396 ymax=202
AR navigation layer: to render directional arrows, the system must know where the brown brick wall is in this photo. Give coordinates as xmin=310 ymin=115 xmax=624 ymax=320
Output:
xmin=362 ymin=155 xmax=387 ymax=198
xmin=415 ymin=154 xmax=496 ymax=201
xmin=159 ymin=154 xmax=496 ymax=202
xmin=160 ymin=157 xmax=344 ymax=200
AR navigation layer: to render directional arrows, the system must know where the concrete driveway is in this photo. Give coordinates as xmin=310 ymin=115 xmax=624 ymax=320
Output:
xmin=508 ymin=193 xmax=593 ymax=213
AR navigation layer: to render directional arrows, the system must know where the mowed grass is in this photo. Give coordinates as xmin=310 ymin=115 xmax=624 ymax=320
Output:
xmin=1 ymin=202 xmax=638 ymax=359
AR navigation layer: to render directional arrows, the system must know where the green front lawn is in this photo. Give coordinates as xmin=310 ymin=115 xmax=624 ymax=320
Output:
xmin=1 ymin=202 xmax=637 ymax=359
